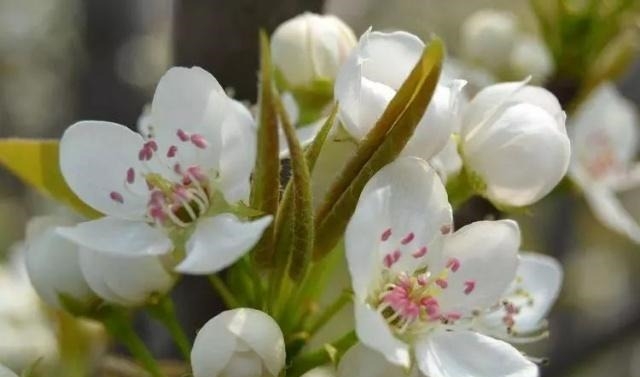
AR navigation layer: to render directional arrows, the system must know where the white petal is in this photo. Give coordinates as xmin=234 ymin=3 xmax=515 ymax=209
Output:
xmin=338 ymin=343 xmax=417 ymax=377
xmin=278 ymin=117 xmax=326 ymax=159
xmin=79 ymin=248 xmax=174 ymax=306
xmin=217 ymin=99 xmax=257 ymax=203
xmin=223 ymin=351 xmax=264 ymax=377
xmin=438 ymin=220 xmax=520 ymax=315
xmin=302 ymin=367 xmax=337 ymax=377
xmin=480 ymin=252 xmax=562 ymax=337
xmin=462 ymin=81 xmax=563 ymax=137
xmin=57 ymin=217 xmax=173 ymax=256
xmin=192 ymin=313 xmax=239 ymax=377
xmin=583 ymin=185 xmax=640 ymax=243
xmin=354 ymin=302 xmax=411 ymax=369
xmin=361 ymin=31 xmax=424 ymax=90
xmin=24 ymin=216 xmax=94 ymax=309
xmin=151 ymin=66 xmax=226 ymax=171
xmin=0 ymin=364 xmax=18 ymax=377
xmin=345 ymin=157 xmax=452 ymax=297
xmin=463 ymin=103 xmax=571 ymax=207
xmin=340 ymin=77 xmax=396 ymax=141
xmin=223 ymin=308 xmax=286 ymax=376
xmin=60 ymin=121 xmax=149 ymax=219
xmin=429 ymin=136 xmax=462 ymax=183
xmin=176 ymin=214 xmax=272 ymax=274
xmin=402 ymin=82 xmax=464 ymax=161
xmin=415 ymin=330 xmax=538 ymax=377
xmin=569 ymin=83 xmax=638 ymax=182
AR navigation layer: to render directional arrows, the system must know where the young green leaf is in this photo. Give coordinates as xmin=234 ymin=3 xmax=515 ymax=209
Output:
xmin=251 ymin=30 xmax=281 ymax=268
xmin=313 ymin=38 xmax=444 ymax=260
xmin=0 ymin=139 xmax=101 ymax=218
xmin=273 ymin=95 xmax=314 ymax=281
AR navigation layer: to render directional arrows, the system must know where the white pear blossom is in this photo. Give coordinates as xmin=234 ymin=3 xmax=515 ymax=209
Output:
xmin=509 ymin=36 xmax=554 ymax=84
xmin=24 ymin=216 xmax=96 ymax=309
xmin=191 ymin=308 xmax=285 ymax=377
xmin=459 ymin=80 xmax=571 ymax=207
xmin=569 ymin=83 xmax=640 ymax=243
xmin=335 ymin=30 xmax=465 ymax=162
xmin=25 ymin=214 xmax=174 ymax=307
xmin=345 ymin=157 xmax=539 ymax=376
xmin=460 ymin=10 xmax=518 ymax=72
xmin=0 ymin=364 xmax=18 ymax=377
xmin=57 ymin=67 xmax=272 ymax=274
xmin=0 ymin=251 xmax=57 ymax=370
xmin=271 ymin=12 xmax=356 ymax=90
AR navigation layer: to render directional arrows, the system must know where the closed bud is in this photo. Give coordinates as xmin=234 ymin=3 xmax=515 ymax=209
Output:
xmin=509 ymin=36 xmax=554 ymax=84
xmin=459 ymin=81 xmax=571 ymax=207
xmin=271 ymin=13 xmax=356 ymax=92
xmin=461 ymin=10 xmax=518 ymax=72
xmin=191 ymin=309 xmax=285 ymax=377
xmin=79 ymin=248 xmax=175 ymax=307
xmin=23 ymin=216 xmax=96 ymax=311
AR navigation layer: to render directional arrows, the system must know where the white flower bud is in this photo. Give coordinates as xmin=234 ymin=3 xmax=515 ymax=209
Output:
xmin=192 ymin=309 xmax=285 ymax=377
xmin=79 ymin=249 xmax=175 ymax=307
xmin=509 ymin=36 xmax=554 ymax=84
xmin=24 ymin=216 xmax=95 ymax=310
xmin=459 ymin=81 xmax=571 ymax=207
xmin=271 ymin=12 xmax=356 ymax=90
xmin=461 ymin=10 xmax=518 ymax=71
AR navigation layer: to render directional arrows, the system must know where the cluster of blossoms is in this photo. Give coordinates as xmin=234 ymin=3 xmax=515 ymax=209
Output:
xmin=11 ymin=6 xmax=640 ymax=377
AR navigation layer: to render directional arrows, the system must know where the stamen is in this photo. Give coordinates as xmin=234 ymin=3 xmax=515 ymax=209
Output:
xmin=190 ymin=134 xmax=208 ymax=149
xmin=146 ymin=140 xmax=158 ymax=152
xmin=440 ymin=224 xmax=452 ymax=235
xmin=401 ymin=232 xmax=415 ymax=245
xmin=383 ymin=254 xmax=395 ymax=268
xmin=446 ymin=258 xmax=461 ymax=272
xmin=110 ymin=191 xmax=124 ymax=204
xmin=392 ymin=250 xmax=401 ymax=263
xmin=412 ymin=246 xmax=427 ymax=258
xmin=381 ymin=228 xmax=392 ymax=241
xmin=173 ymin=163 xmax=183 ymax=175
xmin=435 ymin=278 xmax=448 ymax=289
xmin=126 ymin=168 xmax=135 ymax=184
xmin=177 ymin=129 xmax=190 ymax=142
xmin=463 ymin=280 xmax=476 ymax=295
xmin=167 ymin=145 xmax=178 ymax=158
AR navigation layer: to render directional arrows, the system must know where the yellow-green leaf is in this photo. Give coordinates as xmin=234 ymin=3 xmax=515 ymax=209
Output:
xmin=313 ymin=38 xmax=444 ymax=260
xmin=251 ymin=30 xmax=281 ymax=268
xmin=0 ymin=139 xmax=101 ymax=218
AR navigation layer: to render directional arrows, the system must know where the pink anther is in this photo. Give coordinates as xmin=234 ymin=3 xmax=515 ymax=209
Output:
xmin=177 ymin=129 xmax=190 ymax=142
xmin=435 ymin=278 xmax=448 ymax=289
xmin=167 ymin=145 xmax=178 ymax=158
xmin=446 ymin=258 xmax=461 ymax=272
xmin=126 ymin=168 xmax=135 ymax=184
xmin=110 ymin=191 xmax=124 ymax=204
xmin=381 ymin=228 xmax=392 ymax=241
xmin=412 ymin=246 xmax=427 ymax=258
xmin=190 ymin=134 xmax=208 ymax=149
xmin=463 ymin=280 xmax=476 ymax=295
xmin=401 ymin=232 xmax=415 ymax=245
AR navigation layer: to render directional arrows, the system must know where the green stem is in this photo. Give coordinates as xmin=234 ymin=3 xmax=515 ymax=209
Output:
xmin=99 ymin=306 xmax=165 ymax=377
xmin=287 ymin=331 xmax=357 ymax=377
xmin=209 ymin=274 xmax=240 ymax=308
xmin=445 ymin=169 xmax=475 ymax=209
xmin=306 ymin=291 xmax=352 ymax=337
xmin=147 ymin=297 xmax=192 ymax=361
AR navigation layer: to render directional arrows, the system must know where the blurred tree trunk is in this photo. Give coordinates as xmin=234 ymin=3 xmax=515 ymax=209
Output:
xmin=174 ymin=0 xmax=325 ymax=102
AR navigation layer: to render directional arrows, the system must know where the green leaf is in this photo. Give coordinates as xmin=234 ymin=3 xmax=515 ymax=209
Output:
xmin=313 ymin=38 xmax=445 ymax=260
xmin=0 ymin=139 xmax=101 ymax=218
xmin=251 ymin=30 xmax=281 ymax=268
xmin=273 ymin=94 xmax=314 ymax=281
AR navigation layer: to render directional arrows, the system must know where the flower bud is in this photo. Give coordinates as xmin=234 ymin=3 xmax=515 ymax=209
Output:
xmin=271 ymin=13 xmax=356 ymax=91
xmin=461 ymin=10 xmax=518 ymax=71
xmin=23 ymin=216 xmax=96 ymax=310
xmin=79 ymin=249 xmax=175 ymax=307
xmin=459 ymin=81 xmax=571 ymax=207
xmin=509 ymin=36 xmax=554 ymax=84
xmin=191 ymin=308 xmax=285 ymax=377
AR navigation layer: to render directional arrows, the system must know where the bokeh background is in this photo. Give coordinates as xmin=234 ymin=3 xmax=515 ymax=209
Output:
xmin=1 ymin=0 xmax=639 ymax=376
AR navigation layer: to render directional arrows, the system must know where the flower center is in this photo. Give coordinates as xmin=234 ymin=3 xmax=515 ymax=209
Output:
xmin=368 ymin=227 xmax=476 ymax=336
xmin=108 ymin=128 xmax=215 ymax=229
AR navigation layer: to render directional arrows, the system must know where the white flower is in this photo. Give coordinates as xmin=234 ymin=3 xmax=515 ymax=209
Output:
xmin=271 ymin=12 xmax=356 ymax=90
xmin=57 ymin=67 xmax=272 ymax=274
xmin=191 ymin=308 xmax=285 ymax=377
xmin=461 ymin=10 xmax=518 ymax=72
xmin=0 ymin=250 xmax=57 ymax=370
xmin=509 ymin=36 xmax=554 ymax=84
xmin=335 ymin=30 xmax=464 ymax=162
xmin=459 ymin=80 xmax=571 ymax=207
xmin=301 ymin=367 xmax=336 ymax=377
xmin=23 ymin=216 xmax=95 ymax=309
xmin=345 ymin=157 xmax=538 ymax=376
xmin=0 ymin=364 xmax=18 ymax=377
xmin=569 ymin=83 xmax=640 ymax=243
